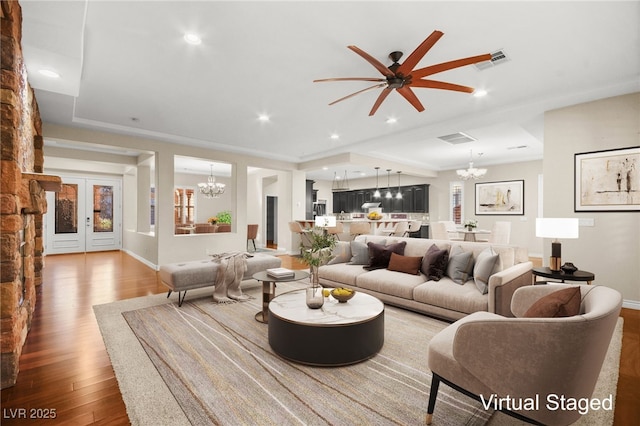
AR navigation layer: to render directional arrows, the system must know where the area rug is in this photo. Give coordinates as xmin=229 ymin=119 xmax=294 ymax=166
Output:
xmin=94 ymin=282 xmax=622 ymax=426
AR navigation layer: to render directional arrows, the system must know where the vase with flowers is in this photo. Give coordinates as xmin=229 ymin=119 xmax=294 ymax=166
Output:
xmin=464 ymin=219 xmax=478 ymax=231
xmin=300 ymin=227 xmax=337 ymax=309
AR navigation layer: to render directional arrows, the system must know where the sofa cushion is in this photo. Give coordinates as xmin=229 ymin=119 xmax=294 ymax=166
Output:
xmin=523 ymin=287 xmax=581 ymax=318
xmin=473 ymin=247 xmax=500 ymax=294
xmin=446 ymin=245 xmax=475 ymax=284
xmin=364 ymin=241 xmax=407 ymax=271
xmin=318 ymin=263 xmax=369 ymax=287
xmin=413 ymin=280 xmax=488 ymax=314
xmin=348 ymin=240 xmax=370 ymax=265
xmin=356 ymin=269 xmax=427 ymax=300
xmin=421 ymin=244 xmax=449 ymax=281
xmin=388 ymin=252 xmax=422 ymax=275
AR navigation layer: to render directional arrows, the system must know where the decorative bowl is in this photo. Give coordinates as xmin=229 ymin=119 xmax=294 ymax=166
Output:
xmin=331 ymin=288 xmax=355 ymax=303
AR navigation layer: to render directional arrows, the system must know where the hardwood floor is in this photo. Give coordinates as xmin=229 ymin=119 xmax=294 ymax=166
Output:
xmin=1 ymin=251 xmax=638 ymax=425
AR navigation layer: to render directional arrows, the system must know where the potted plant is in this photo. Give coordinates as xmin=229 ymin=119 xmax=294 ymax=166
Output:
xmin=216 ymin=210 xmax=232 ymax=224
xmin=207 ymin=216 xmax=219 ymax=225
xmin=464 ymin=219 xmax=478 ymax=231
xmin=300 ymin=227 xmax=337 ymax=308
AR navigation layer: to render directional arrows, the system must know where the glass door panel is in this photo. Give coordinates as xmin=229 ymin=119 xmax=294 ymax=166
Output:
xmin=93 ymin=185 xmax=114 ymax=233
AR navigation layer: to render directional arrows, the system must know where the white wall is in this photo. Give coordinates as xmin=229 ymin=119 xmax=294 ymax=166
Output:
xmin=543 ymin=92 xmax=639 ymax=305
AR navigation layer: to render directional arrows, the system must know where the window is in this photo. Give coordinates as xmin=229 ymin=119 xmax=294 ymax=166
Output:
xmin=174 ymin=187 xmax=195 ymax=226
xmin=450 ymin=182 xmax=463 ymax=225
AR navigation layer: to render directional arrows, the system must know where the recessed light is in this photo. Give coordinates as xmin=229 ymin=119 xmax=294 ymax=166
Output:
xmin=258 ymin=114 xmax=270 ymax=122
xmin=38 ymin=69 xmax=60 ymax=78
xmin=473 ymin=89 xmax=488 ymax=98
xmin=386 ymin=117 xmax=397 ymax=124
xmin=183 ymin=33 xmax=202 ymax=45
xmin=330 ymin=133 xmax=339 ymax=140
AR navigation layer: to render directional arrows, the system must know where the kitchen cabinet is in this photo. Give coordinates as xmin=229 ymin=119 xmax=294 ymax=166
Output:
xmin=333 ymin=184 xmax=429 ymax=214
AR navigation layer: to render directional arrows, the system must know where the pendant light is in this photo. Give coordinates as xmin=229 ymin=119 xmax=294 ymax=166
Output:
xmin=456 ymin=150 xmax=487 ymax=180
xmin=373 ymin=167 xmax=381 ymax=198
xmin=198 ymin=164 xmax=226 ymax=198
xmin=385 ymin=169 xmax=392 ymax=199
xmin=395 ymin=171 xmax=403 ymax=199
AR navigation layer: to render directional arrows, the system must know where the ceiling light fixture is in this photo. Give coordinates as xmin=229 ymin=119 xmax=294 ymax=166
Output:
xmin=332 ymin=170 xmax=350 ymax=192
xmin=385 ymin=169 xmax=393 ymax=199
xmin=395 ymin=171 xmax=403 ymax=199
xmin=473 ymin=89 xmax=488 ymax=97
xmin=258 ymin=114 xmax=270 ymax=122
xmin=38 ymin=69 xmax=60 ymax=78
xmin=183 ymin=33 xmax=202 ymax=45
xmin=373 ymin=166 xmax=381 ymax=198
xmin=198 ymin=164 xmax=226 ymax=198
xmin=456 ymin=150 xmax=487 ymax=180
xmin=330 ymin=133 xmax=339 ymax=140
xmin=386 ymin=117 xmax=397 ymax=124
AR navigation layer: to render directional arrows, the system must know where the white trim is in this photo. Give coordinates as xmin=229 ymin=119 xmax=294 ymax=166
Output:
xmin=122 ymin=249 xmax=159 ymax=271
xmin=622 ymin=299 xmax=640 ymax=310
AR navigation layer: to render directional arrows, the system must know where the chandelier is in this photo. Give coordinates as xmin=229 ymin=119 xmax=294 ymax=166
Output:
xmin=456 ymin=150 xmax=487 ymax=180
xmin=198 ymin=165 xmax=226 ymax=198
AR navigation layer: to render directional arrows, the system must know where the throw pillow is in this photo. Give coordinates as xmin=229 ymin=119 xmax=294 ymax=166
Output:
xmin=446 ymin=245 xmax=475 ymax=284
xmin=523 ymin=287 xmax=581 ymax=318
xmin=388 ymin=252 xmax=423 ymax=275
xmin=364 ymin=241 xmax=407 ymax=270
xmin=347 ymin=240 xmax=369 ymax=265
xmin=473 ymin=247 xmax=500 ymax=294
xmin=327 ymin=242 xmax=351 ymax=265
xmin=421 ymin=244 xmax=449 ymax=281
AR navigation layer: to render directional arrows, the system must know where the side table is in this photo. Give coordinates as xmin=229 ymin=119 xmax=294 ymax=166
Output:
xmin=252 ymin=270 xmax=309 ymax=323
xmin=532 ymin=267 xmax=594 ymax=285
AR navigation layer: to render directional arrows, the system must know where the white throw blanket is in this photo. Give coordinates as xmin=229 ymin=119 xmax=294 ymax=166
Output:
xmin=209 ymin=251 xmax=252 ymax=303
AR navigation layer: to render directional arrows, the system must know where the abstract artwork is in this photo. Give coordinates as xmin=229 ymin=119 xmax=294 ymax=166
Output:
xmin=575 ymin=146 xmax=640 ymax=212
xmin=475 ymin=180 xmax=524 ymax=215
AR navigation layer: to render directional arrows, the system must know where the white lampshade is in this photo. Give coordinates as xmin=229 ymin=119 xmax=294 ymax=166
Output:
xmin=315 ymin=216 xmax=337 ymax=228
xmin=535 ymin=218 xmax=579 ymax=239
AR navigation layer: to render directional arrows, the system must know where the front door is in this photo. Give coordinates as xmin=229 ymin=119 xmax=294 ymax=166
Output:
xmin=45 ymin=177 xmax=122 ymax=254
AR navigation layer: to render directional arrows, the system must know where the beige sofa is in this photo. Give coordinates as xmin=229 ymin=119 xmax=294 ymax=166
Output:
xmin=318 ymin=235 xmax=532 ymax=321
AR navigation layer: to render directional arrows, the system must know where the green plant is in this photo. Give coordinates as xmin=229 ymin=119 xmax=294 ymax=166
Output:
xmin=216 ymin=210 xmax=232 ymax=224
xmin=301 ymin=227 xmax=337 ymax=267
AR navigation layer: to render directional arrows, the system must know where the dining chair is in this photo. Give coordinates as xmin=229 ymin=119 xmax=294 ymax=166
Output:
xmin=442 ymin=221 xmax=463 ymax=241
xmin=485 ymin=221 xmax=511 ymax=244
xmin=430 ymin=222 xmax=450 ymax=240
xmin=247 ymin=224 xmax=258 ymax=251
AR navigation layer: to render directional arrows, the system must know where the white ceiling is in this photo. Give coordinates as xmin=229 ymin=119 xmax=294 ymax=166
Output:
xmin=20 ymin=1 xmax=640 ymax=181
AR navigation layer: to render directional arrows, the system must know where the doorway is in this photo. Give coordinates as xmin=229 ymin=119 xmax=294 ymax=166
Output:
xmin=266 ymin=196 xmax=278 ymax=249
xmin=45 ymin=177 xmax=122 ymax=254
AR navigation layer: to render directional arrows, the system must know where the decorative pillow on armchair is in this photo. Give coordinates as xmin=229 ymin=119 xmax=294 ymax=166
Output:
xmin=421 ymin=244 xmax=449 ymax=281
xmin=446 ymin=245 xmax=475 ymax=284
xmin=523 ymin=287 xmax=581 ymax=318
xmin=364 ymin=241 xmax=407 ymax=270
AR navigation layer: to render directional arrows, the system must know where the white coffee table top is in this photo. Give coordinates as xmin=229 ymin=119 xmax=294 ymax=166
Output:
xmin=269 ymin=289 xmax=384 ymax=326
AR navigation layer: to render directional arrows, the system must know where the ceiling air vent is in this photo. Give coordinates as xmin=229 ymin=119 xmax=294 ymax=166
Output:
xmin=438 ymin=132 xmax=477 ymax=145
xmin=474 ymin=49 xmax=510 ymax=71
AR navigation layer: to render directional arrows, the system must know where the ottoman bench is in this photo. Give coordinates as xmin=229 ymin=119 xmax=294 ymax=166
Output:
xmin=159 ymin=253 xmax=282 ymax=306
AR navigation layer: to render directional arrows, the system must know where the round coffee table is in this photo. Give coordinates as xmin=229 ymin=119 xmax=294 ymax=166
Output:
xmin=268 ymin=289 xmax=384 ymax=366
xmin=252 ymin=270 xmax=309 ymax=323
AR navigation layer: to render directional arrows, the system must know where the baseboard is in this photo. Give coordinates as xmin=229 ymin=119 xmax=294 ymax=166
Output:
xmin=622 ymin=299 xmax=640 ymax=310
xmin=122 ymin=249 xmax=159 ymax=271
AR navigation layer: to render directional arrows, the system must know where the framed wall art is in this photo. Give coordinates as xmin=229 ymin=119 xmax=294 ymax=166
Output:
xmin=475 ymin=180 xmax=524 ymax=215
xmin=574 ymin=146 xmax=640 ymax=212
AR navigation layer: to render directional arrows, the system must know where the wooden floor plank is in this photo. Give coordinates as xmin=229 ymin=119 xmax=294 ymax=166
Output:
xmin=0 ymin=251 xmax=637 ymax=425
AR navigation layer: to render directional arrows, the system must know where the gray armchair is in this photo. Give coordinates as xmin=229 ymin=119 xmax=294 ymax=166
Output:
xmin=426 ymin=284 xmax=622 ymax=426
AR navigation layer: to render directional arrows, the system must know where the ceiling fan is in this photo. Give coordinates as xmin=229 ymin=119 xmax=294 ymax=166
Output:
xmin=314 ymin=30 xmax=491 ymax=116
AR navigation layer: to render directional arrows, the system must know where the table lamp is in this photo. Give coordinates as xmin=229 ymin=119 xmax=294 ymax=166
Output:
xmin=536 ymin=218 xmax=579 ymax=271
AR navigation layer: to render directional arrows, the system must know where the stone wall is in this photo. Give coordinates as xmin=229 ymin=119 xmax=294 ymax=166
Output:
xmin=1 ymin=0 xmax=59 ymax=389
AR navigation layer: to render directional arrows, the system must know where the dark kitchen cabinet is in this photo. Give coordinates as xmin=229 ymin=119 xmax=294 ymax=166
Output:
xmin=333 ymin=184 xmax=429 ymax=214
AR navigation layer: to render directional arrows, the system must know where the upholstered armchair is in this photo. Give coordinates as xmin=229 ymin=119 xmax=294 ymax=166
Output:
xmin=426 ymin=284 xmax=622 ymax=426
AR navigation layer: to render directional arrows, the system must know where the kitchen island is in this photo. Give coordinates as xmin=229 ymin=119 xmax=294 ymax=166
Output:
xmin=295 ymin=218 xmax=429 ymax=239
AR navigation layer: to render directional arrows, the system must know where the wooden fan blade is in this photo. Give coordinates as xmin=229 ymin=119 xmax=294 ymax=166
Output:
xmin=348 ymin=45 xmax=395 ymax=78
xmin=368 ymin=88 xmax=393 ymax=116
xmin=411 ymin=53 xmax=492 ymax=78
xmin=397 ymin=86 xmax=425 ymax=112
xmin=396 ymin=30 xmax=444 ymax=76
xmin=410 ymin=79 xmax=475 ymax=93
xmin=314 ymin=77 xmax=387 ymax=83
xmin=328 ymin=83 xmax=388 ymax=106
